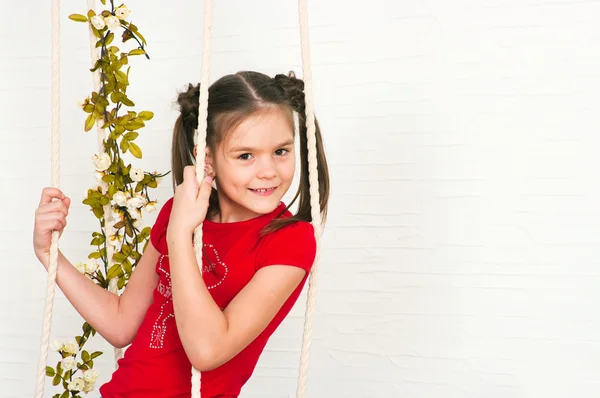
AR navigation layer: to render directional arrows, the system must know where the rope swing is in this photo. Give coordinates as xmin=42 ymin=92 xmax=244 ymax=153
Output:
xmin=36 ymin=1 xmax=322 ymax=396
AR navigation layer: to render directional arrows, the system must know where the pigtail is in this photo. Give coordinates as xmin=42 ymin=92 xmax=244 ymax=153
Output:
xmin=268 ymin=72 xmax=330 ymax=232
xmin=172 ymin=84 xmax=200 ymax=189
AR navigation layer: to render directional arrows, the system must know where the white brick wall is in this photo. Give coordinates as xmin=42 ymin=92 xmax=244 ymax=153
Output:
xmin=2 ymin=0 xmax=600 ymax=397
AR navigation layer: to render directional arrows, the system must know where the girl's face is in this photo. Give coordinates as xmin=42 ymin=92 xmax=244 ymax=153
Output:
xmin=209 ymin=107 xmax=296 ymax=222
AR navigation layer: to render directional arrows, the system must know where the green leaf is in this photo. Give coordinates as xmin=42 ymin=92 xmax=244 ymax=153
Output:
xmin=107 ymin=264 xmax=122 ymax=280
xmin=92 ymin=206 xmax=104 ymax=219
xmin=60 ymin=390 xmax=69 ymax=398
xmin=46 ymin=366 xmax=55 ymax=377
xmin=87 ymin=9 xmax=96 ymax=19
xmin=124 ymin=132 xmax=139 ymax=140
xmin=128 ymin=48 xmax=146 ymax=56
xmin=90 ymin=236 xmax=105 ymax=246
xmin=123 ymin=259 xmax=133 ymax=274
xmin=138 ymin=111 xmax=154 ymax=121
xmin=68 ymin=14 xmax=88 ymax=23
xmin=88 ymin=251 xmax=101 ymax=260
xmin=122 ymin=244 xmax=132 ymax=256
xmin=134 ymin=30 xmax=147 ymax=45
xmin=52 ymin=374 xmax=61 ymax=386
xmin=84 ymin=114 xmax=96 ymax=132
xmin=120 ymin=95 xmax=135 ymax=107
xmin=125 ymin=223 xmax=134 ymax=238
xmin=90 ymin=59 xmax=102 ymax=72
xmin=91 ymin=351 xmax=103 ymax=359
xmin=131 ymin=250 xmax=142 ymax=261
xmin=99 ymin=195 xmax=110 ymax=206
xmin=105 ymin=32 xmax=115 ymax=46
xmin=102 ymin=174 xmax=116 ymax=183
xmin=129 ymin=142 xmax=142 ymax=159
xmin=115 ymin=70 xmax=129 ymax=85
xmin=82 ymin=350 xmax=90 ymax=362
xmin=125 ymin=120 xmax=144 ymax=131
xmin=120 ymin=139 xmax=130 ymax=153
xmin=113 ymin=252 xmax=127 ymax=263
xmin=91 ymin=25 xmax=102 ymax=39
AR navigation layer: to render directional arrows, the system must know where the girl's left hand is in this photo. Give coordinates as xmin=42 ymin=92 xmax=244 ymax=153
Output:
xmin=168 ymin=165 xmax=213 ymax=238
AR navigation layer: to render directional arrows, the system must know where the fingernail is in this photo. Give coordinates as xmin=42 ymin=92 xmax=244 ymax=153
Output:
xmin=204 ymin=176 xmax=213 ymax=183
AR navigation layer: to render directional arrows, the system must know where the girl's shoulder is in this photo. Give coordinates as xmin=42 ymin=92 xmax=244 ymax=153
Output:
xmin=149 ymin=197 xmax=174 ymax=255
xmin=255 ymin=220 xmax=316 ymax=272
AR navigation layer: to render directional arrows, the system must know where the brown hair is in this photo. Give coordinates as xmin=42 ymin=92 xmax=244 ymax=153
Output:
xmin=172 ymin=71 xmax=329 ymax=232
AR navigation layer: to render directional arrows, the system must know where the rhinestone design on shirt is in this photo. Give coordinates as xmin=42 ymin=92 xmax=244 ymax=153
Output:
xmin=150 ymin=254 xmax=173 ymax=349
xmin=149 ymin=244 xmax=228 ymax=349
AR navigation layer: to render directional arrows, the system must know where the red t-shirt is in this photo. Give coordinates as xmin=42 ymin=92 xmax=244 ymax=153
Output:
xmin=99 ymin=199 xmax=316 ymax=397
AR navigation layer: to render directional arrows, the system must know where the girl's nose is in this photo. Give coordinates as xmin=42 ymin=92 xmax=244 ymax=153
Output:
xmin=257 ymin=157 xmax=276 ymax=179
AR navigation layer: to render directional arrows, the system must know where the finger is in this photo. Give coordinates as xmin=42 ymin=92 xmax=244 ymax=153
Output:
xmin=39 ymin=187 xmax=66 ymax=206
xmin=63 ymin=196 xmax=71 ymax=209
xmin=37 ymin=214 xmax=67 ymax=232
xmin=197 ymin=176 xmax=213 ymax=202
xmin=183 ymin=165 xmax=197 ymax=182
xmin=37 ymin=200 xmax=69 ymax=217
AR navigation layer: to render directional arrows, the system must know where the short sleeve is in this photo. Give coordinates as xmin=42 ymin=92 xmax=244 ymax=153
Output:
xmin=149 ymin=197 xmax=174 ymax=255
xmin=255 ymin=221 xmax=316 ymax=272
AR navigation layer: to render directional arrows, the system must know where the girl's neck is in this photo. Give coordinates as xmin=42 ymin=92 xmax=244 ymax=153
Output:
xmin=209 ymin=195 xmax=261 ymax=224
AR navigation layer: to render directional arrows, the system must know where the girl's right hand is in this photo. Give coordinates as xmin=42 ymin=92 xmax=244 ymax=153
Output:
xmin=33 ymin=187 xmax=71 ymax=270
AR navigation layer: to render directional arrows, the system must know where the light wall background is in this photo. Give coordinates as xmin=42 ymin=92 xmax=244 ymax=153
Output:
xmin=1 ymin=0 xmax=600 ymax=397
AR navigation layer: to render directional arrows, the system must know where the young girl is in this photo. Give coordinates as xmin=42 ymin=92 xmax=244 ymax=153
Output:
xmin=33 ymin=71 xmax=330 ymax=397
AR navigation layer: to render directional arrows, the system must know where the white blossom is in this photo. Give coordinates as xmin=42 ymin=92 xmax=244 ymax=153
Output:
xmin=105 ymin=15 xmax=120 ymax=30
xmin=112 ymin=191 xmax=128 ymax=207
xmin=108 ymin=233 xmax=123 ymax=250
xmin=84 ymin=260 xmax=100 ymax=274
xmin=128 ymin=208 xmax=141 ymax=220
xmin=127 ymin=194 xmax=146 ymax=211
xmin=61 ymin=356 xmax=77 ymax=371
xmin=74 ymin=262 xmax=86 ymax=274
xmin=133 ymin=219 xmax=142 ymax=230
xmin=129 ymin=167 xmax=144 ymax=182
xmin=50 ymin=340 xmax=63 ymax=352
xmin=63 ymin=340 xmax=79 ymax=355
xmin=83 ymin=369 xmax=99 ymax=384
xmin=115 ymin=6 xmax=131 ymax=20
xmin=83 ymin=381 xmax=96 ymax=393
xmin=92 ymin=153 xmax=111 ymax=172
xmin=145 ymin=202 xmax=157 ymax=213
xmin=68 ymin=377 xmax=85 ymax=392
xmin=90 ymin=15 xmax=105 ymax=30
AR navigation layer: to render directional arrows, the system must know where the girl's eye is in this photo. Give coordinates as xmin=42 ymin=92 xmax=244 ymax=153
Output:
xmin=238 ymin=153 xmax=252 ymax=160
xmin=275 ymin=148 xmax=289 ymax=156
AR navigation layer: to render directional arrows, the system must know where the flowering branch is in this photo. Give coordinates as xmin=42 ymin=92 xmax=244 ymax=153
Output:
xmin=45 ymin=3 xmax=166 ymax=397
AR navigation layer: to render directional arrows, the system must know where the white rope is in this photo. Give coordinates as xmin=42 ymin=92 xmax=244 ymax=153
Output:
xmin=296 ymin=0 xmax=322 ymax=396
xmin=86 ymin=0 xmax=122 ymax=368
xmin=35 ymin=0 xmax=61 ymax=396
xmin=191 ymin=0 xmax=213 ymax=395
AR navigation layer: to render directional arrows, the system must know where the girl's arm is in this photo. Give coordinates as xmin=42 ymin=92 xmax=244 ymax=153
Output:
xmin=168 ymin=237 xmax=305 ymax=371
xmin=34 ymin=187 xmax=159 ymax=348
xmin=49 ymin=246 xmax=159 ymax=348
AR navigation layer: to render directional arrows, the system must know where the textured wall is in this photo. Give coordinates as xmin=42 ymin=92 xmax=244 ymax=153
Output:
xmin=1 ymin=0 xmax=600 ymax=397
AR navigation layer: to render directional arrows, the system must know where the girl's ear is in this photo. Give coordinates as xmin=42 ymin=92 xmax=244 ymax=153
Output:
xmin=204 ymin=146 xmax=215 ymax=177
xmin=193 ymin=146 xmax=215 ymax=177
